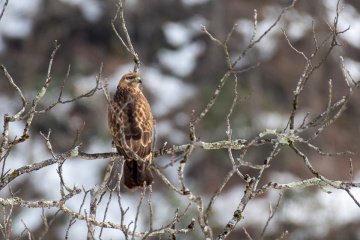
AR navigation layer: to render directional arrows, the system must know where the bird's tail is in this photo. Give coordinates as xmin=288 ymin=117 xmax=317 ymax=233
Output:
xmin=123 ymin=159 xmax=154 ymax=191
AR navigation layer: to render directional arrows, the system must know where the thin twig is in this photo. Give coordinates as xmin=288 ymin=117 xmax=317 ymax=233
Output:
xmin=0 ymin=0 xmax=9 ymax=21
xmin=111 ymin=0 xmax=140 ymax=72
xmin=259 ymin=194 xmax=283 ymax=240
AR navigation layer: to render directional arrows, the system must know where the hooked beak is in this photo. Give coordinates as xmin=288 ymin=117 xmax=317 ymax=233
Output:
xmin=133 ymin=76 xmax=142 ymax=84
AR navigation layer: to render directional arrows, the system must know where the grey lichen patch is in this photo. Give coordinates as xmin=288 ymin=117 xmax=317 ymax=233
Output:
xmin=70 ymin=146 xmax=80 ymax=157
xmin=201 ymin=140 xmax=244 ymax=150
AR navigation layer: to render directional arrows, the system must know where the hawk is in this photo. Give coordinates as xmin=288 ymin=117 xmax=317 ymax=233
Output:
xmin=107 ymin=72 xmax=154 ymax=190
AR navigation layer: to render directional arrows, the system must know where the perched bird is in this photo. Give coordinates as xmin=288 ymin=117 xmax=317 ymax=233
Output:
xmin=107 ymin=72 xmax=154 ymax=190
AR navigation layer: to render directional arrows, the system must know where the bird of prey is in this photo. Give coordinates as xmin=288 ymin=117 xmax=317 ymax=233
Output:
xmin=107 ymin=72 xmax=154 ymax=190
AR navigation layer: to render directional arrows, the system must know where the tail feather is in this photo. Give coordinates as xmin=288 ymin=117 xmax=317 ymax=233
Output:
xmin=123 ymin=160 xmax=154 ymax=191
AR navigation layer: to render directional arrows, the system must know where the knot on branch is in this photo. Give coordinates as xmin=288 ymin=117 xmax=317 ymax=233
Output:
xmin=187 ymin=218 xmax=195 ymax=229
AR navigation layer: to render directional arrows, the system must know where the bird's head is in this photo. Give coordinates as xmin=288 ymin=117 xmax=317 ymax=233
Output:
xmin=120 ymin=72 xmax=142 ymax=88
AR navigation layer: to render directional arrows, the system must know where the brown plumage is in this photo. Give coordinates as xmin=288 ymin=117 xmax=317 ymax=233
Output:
xmin=107 ymin=72 xmax=154 ymax=190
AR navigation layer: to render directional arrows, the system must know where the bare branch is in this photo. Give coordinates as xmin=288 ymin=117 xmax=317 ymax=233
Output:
xmin=216 ymin=179 xmax=255 ymax=240
xmin=0 ymin=0 xmax=9 ymax=21
xmin=259 ymin=194 xmax=283 ymax=240
xmin=111 ymin=0 xmax=140 ymax=72
xmin=88 ymin=157 xmax=115 ymax=237
xmin=0 ymin=65 xmax=27 ymax=114
xmin=243 ymin=227 xmax=253 ymax=240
